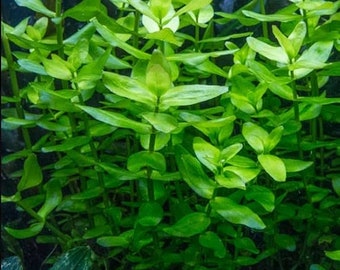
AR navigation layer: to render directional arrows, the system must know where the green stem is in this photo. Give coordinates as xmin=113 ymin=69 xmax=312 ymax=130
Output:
xmin=260 ymin=0 xmax=268 ymax=39
xmin=17 ymin=201 xmax=71 ymax=244
xmin=1 ymin=23 xmax=32 ymax=149
xmin=310 ymin=71 xmax=319 ymax=170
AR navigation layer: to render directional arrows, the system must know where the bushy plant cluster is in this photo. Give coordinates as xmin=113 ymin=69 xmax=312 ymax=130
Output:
xmin=1 ymin=0 xmax=340 ymax=269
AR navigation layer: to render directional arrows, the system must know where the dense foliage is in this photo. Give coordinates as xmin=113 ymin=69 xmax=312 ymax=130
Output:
xmin=1 ymin=0 xmax=340 ymax=269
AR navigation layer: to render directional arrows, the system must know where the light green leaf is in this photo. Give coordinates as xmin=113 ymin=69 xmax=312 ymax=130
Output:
xmin=242 ymin=122 xmax=267 ymax=154
xmin=163 ymin=212 xmax=210 ymax=237
xmin=175 ymin=145 xmax=216 ymax=199
xmin=268 ymin=82 xmax=294 ymax=100
xmin=17 ymin=154 xmax=43 ymax=191
xmin=37 ymin=180 xmax=62 ymax=220
xmin=288 ymin=21 xmax=306 ymax=58
xmin=141 ymin=112 xmax=178 ymax=133
xmin=325 ymin=250 xmax=340 ymax=261
xmin=265 ymin=126 xmax=284 ymax=152
xmin=221 ymin=143 xmax=243 ymax=162
xmin=77 ymin=105 xmax=152 ymax=134
xmin=159 ymin=84 xmax=228 ymax=110
xmin=63 ymin=0 xmax=101 ymax=21
xmin=146 ymin=28 xmax=182 ymax=46
xmin=5 ymin=223 xmax=44 ymax=239
xmin=215 ymin=173 xmax=246 ymax=190
xmin=294 ymin=41 xmax=333 ymax=78
xmin=242 ymin=10 xmax=301 ymax=22
xmin=137 ymin=202 xmax=163 ymax=226
xmin=42 ymin=136 xmax=90 ymax=153
xmin=247 ymin=37 xmax=289 ymax=64
xmin=18 ymin=59 xmax=47 ymax=75
xmin=103 ymin=71 xmax=157 ymax=107
xmin=150 ymin=0 xmax=171 ymax=19
xmin=174 ymin=0 xmax=212 ymax=18
xmin=282 ymin=158 xmax=313 ymax=172
xmin=258 ymin=154 xmax=286 ymax=182
xmin=211 ymin=197 xmax=266 ymax=230
xmin=15 ymin=0 xmax=55 ymax=17
xmin=272 ymin=25 xmax=295 ymax=60
xmin=193 ymin=137 xmax=220 ymax=174
xmin=92 ymin=18 xmax=150 ymax=60
xmin=127 ymin=151 xmax=166 ymax=173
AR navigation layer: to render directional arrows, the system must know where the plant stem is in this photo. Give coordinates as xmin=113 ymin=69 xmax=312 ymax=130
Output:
xmin=1 ymin=23 xmax=32 ymax=149
xmin=260 ymin=0 xmax=268 ymax=39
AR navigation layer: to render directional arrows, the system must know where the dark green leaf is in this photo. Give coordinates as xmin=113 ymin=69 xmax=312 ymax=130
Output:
xmin=245 ymin=185 xmax=275 ymax=212
xmin=274 ymin=234 xmax=296 ymax=252
xmin=5 ymin=223 xmax=44 ymax=239
xmin=127 ymin=151 xmax=166 ymax=173
xmin=97 ymin=236 xmax=129 ymax=248
xmin=137 ymin=202 xmax=163 ymax=226
xmin=199 ymin=231 xmax=226 ymax=258
xmin=37 ymin=179 xmax=62 ymax=220
xmin=42 ymin=136 xmax=90 ymax=153
xmin=163 ymin=212 xmax=210 ymax=237
xmin=71 ymin=187 xmax=104 ymax=200
xmin=234 ymin=237 xmax=259 ymax=254
xmin=50 ymin=246 xmax=93 ymax=270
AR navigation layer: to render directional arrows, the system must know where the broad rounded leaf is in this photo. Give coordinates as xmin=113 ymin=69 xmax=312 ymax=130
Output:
xmin=325 ymin=250 xmax=340 ymax=261
xmin=163 ymin=212 xmax=210 ymax=237
xmin=274 ymin=234 xmax=296 ymax=252
xmin=210 ymin=197 xmax=266 ymax=230
xmin=142 ymin=112 xmax=178 ymax=133
xmin=193 ymin=137 xmax=220 ymax=173
xmin=242 ymin=122 xmax=267 ymax=154
xmin=127 ymin=151 xmax=166 ymax=173
xmin=138 ymin=202 xmax=163 ymax=226
xmin=258 ymin=154 xmax=286 ymax=182
xmin=245 ymin=185 xmax=275 ymax=212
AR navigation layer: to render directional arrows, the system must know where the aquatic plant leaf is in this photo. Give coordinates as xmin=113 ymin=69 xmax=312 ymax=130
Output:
xmin=245 ymin=185 xmax=275 ymax=212
xmin=97 ymin=236 xmax=129 ymax=247
xmin=5 ymin=223 xmax=44 ymax=239
xmin=211 ymin=197 xmax=266 ymax=229
xmin=199 ymin=231 xmax=226 ymax=258
xmin=17 ymin=154 xmax=43 ymax=191
xmin=15 ymin=0 xmax=55 ymax=17
xmin=282 ymin=159 xmax=313 ymax=172
xmin=1 ymin=256 xmax=23 ymax=270
xmin=163 ymin=212 xmax=210 ymax=237
xmin=258 ymin=154 xmax=286 ymax=182
xmin=127 ymin=151 xmax=166 ymax=173
xmin=50 ymin=246 xmax=93 ymax=270
xmin=37 ymin=179 xmax=62 ymax=220
xmin=242 ymin=122 xmax=267 ymax=154
xmin=137 ymin=202 xmax=163 ymax=226
xmin=141 ymin=112 xmax=178 ymax=133
xmin=193 ymin=137 xmax=220 ymax=173
xmin=42 ymin=136 xmax=91 ymax=153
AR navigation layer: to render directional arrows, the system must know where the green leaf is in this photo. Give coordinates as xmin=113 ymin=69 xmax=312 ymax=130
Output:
xmin=272 ymin=25 xmax=295 ymax=60
xmin=17 ymin=154 xmax=43 ymax=191
xmin=37 ymin=179 xmax=62 ymax=220
xmin=215 ymin=173 xmax=246 ymax=190
xmin=1 ymin=256 xmax=23 ymax=270
xmin=103 ymin=71 xmax=157 ymax=107
xmin=242 ymin=10 xmax=301 ymax=22
xmin=174 ymin=0 xmax=212 ymax=18
xmin=97 ymin=236 xmax=129 ymax=248
xmin=294 ymin=41 xmax=334 ymax=78
xmin=282 ymin=158 xmax=313 ymax=172
xmin=221 ymin=143 xmax=243 ymax=162
xmin=63 ymin=0 xmax=101 ymax=21
xmin=234 ymin=237 xmax=259 ymax=254
xmin=163 ymin=212 xmax=210 ymax=237
xmin=245 ymin=185 xmax=275 ymax=212
xmin=175 ymin=146 xmax=216 ymax=199
xmin=274 ymin=234 xmax=296 ymax=252
xmin=141 ymin=112 xmax=178 ymax=133
xmin=42 ymin=136 xmax=90 ymax=153
xmin=92 ymin=18 xmax=150 ymax=60
xmin=193 ymin=137 xmax=220 ymax=173
xmin=242 ymin=122 xmax=267 ymax=154
xmin=211 ymin=197 xmax=266 ymax=230
xmin=288 ymin=21 xmax=307 ymax=58
xmin=265 ymin=126 xmax=284 ymax=152
xmin=150 ymin=0 xmax=171 ymax=19
xmin=5 ymin=223 xmax=44 ymax=239
xmin=258 ymin=154 xmax=286 ymax=182
xmin=42 ymin=54 xmax=74 ymax=80
xmin=268 ymin=82 xmax=294 ymax=101
xmin=18 ymin=59 xmax=47 ymax=75
xmin=145 ymin=28 xmax=182 ymax=46
xmin=159 ymin=84 xmax=228 ymax=110
xmin=310 ymin=264 xmax=327 ymax=270
xmin=127 ymin=151 xmax=166 ymax=173
xmin=15 ymin=0 xmax=55 ymax=17
xmin=77 ymin=105 xmax=152 ymax=134
xmin=137 ymin=202 xmax=163 ymax=226
xmin=325 ymin=250 xmax=340 ymax=261
xmin=199 ymin=231 xmax=226 ymax=258
xmin=37 ymin=89 xmax=80 ymax=112
xmin=247 ymin=37 xmax=289 ymax=64
xmin=50 ymin=246 xmax=93 ymax=270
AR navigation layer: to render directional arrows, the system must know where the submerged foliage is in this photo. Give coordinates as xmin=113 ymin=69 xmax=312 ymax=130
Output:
xmin=1 ymin=0 xmax=340 ymax=269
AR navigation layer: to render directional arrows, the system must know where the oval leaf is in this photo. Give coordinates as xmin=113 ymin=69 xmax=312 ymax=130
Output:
xmin=258 ymin=154 xmax=286 ymax=182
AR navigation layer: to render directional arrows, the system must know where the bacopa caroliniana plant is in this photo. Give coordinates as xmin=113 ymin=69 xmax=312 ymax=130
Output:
xmin=1 ymin=0 xmax=340 ymax=269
